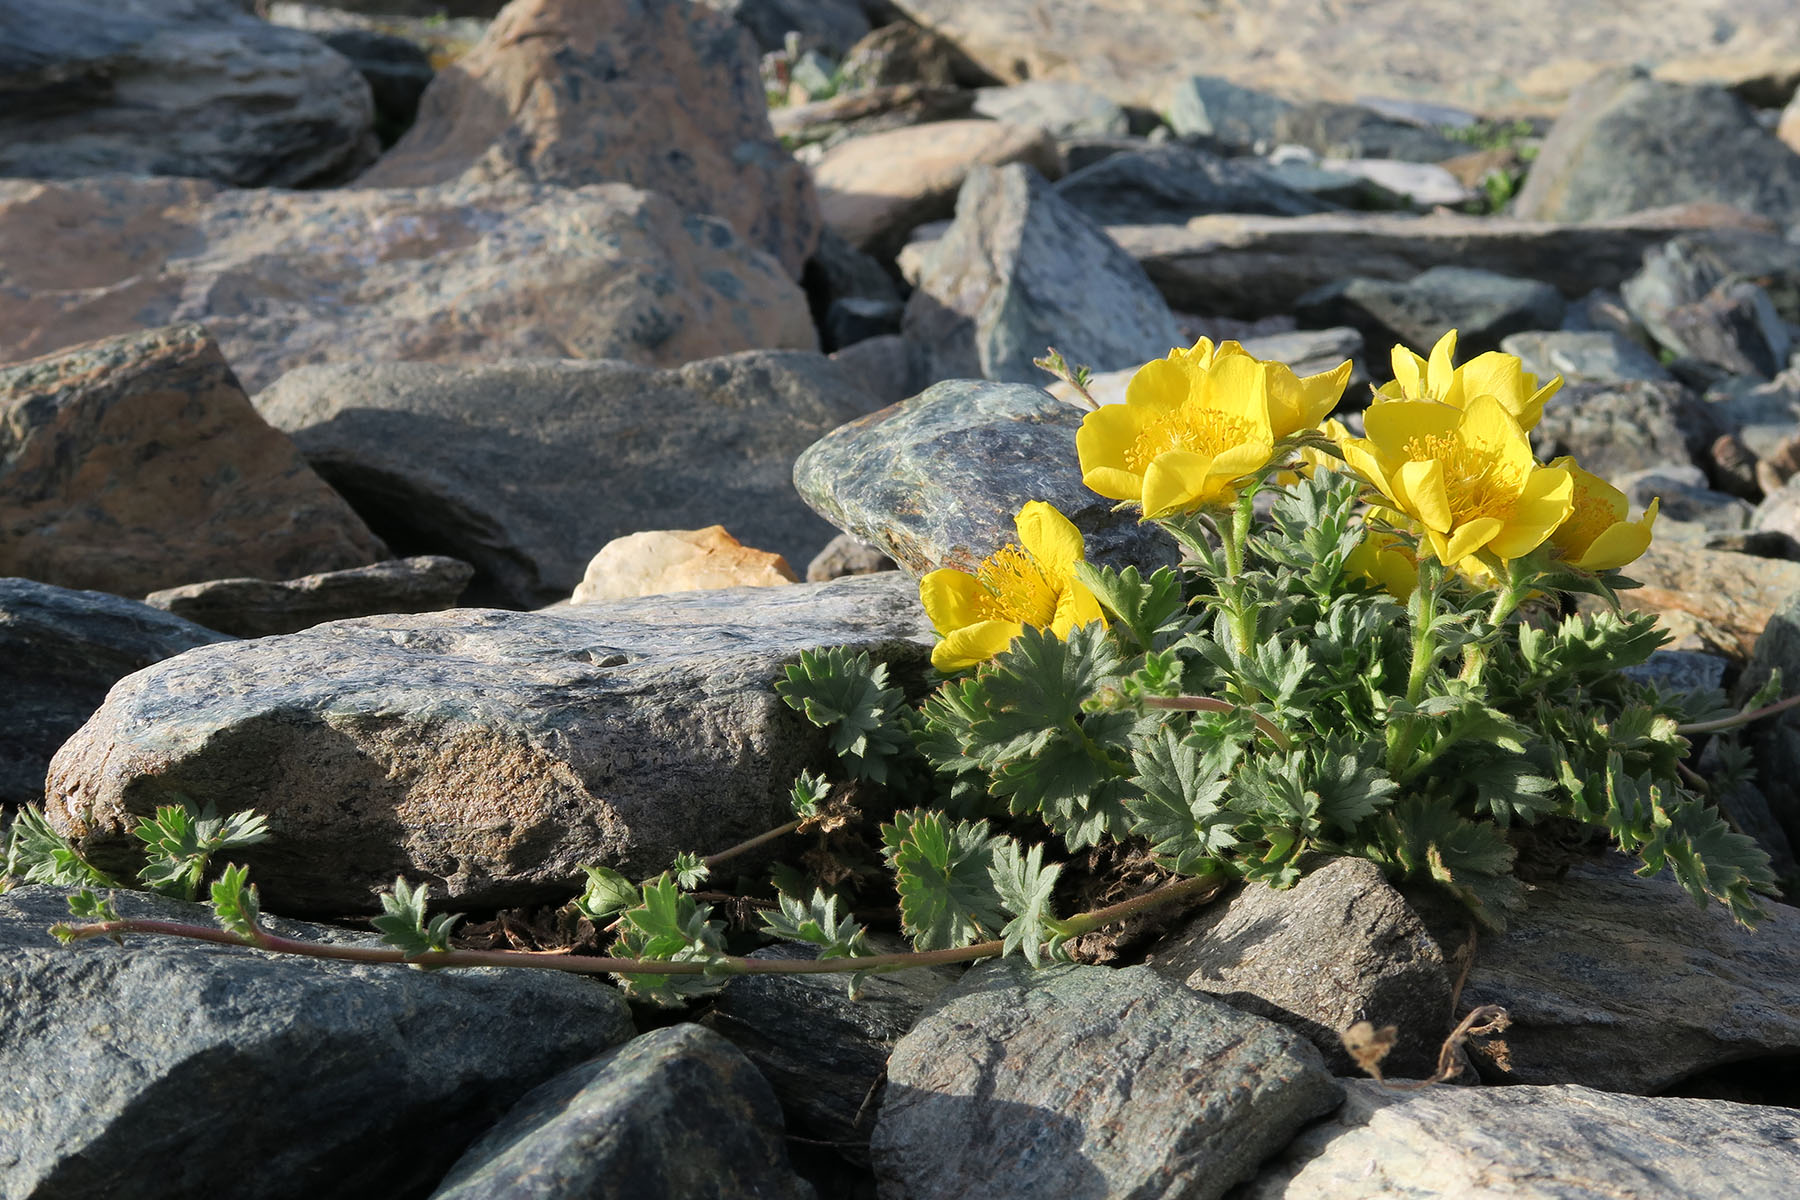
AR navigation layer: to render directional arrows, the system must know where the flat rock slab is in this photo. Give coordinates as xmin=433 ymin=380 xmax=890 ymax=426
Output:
xmin=0 ymin=177 xmax=816 ymax=394
xmin=45 ymin=574 xmax=932 ymax=913
xmin=0 ymin=578 xmax=230 ymax=807
xmin=1110 ymin=205 xmax=1774 ymax=321
xmin=0 ymin=884 xmax=634 ymax=1200
xmin=429 ymin=1024 xmax=813 ymax=1200
xmin=144 ymin=556 xmax=474 ymax=638
xmin=792 ymin=379 xmax=1174 ymax=576
xmin=1245 ymin=1080 xmax=1800 ymax=1199
xmin=871 ymin=959 xmax=1342 ymax=1200
xmin=1607 ymin=543 xmax=1800 ymax=659
xmin=1447 ymin=855 xmax=1800 ymax=1094
xmin=256 ymin=351 xmax=872 ymax=609
xmin=0 ymin=0 xmax=374 ymax=187
xmin=0 ymin=324 xmax=389 ymax=596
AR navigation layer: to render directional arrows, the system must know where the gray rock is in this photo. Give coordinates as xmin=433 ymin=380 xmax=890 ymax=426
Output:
xmin=317 ymin=27 xmax=433 ymax=145
xmin=256 ymin=352 xmax=873 ymax=610
xmin=1531 ymin=380 xmax=1711 ymax=481
xmin=1515 ymin=68 xmax=1800 ymax=226
xmin=1148 ymin=858 xmax=1451 ymax=1079
xmin=1315 ymin=157 xmax=1476 ymax=208
xmin=0 ymin=0 xmax=376 ymax=188
xmin=1701 ymin=370 xmax=1800 ymax=459
xmin=429 ymin=1024 xmax=813 ymax=1200
xmin=871 ymin=959 xmax=1342 ymax=1200
xmin=1499 ymin=330 xmax=1673 ymax=384
xmin=142 ymin=556 xmax=474 ymax=638
xmin=1659 ymin=281 xmax=1792 ymax=378
xmin=705 ymin=0 xmax=868 ymax=55
xmin=0 ymin=884 xmax=634 ymax=1200
xmin=702 ymin=941 xmax=960 ymax=1159
xmin=792 ymin=379 xmax=1175 ymax=577
xmin=1241 ymin=327 xmax=1368 ymax=389
xmin=1272 ymin=101 xmax=1468 ymax=163
xmin=972 ymin=81 xmax=1128 ymax=139
xmin=1353 ymin=96 xmax=1480 ymax=130
xmin=1260 ymin=155 xmax=1412 ymax=212
xmin=903 ymin=164 xmax=1181 ymax=386
xmin=1614 ymin=466 xmax=1753 ymax=544
xmin=1710 ymin=778 xmax=1800 ymax=890
xmin=1754 ymin=478 xmax=1800 ymax=547
xmin=1053 ymin=142 xmax=1334 ymax=226
xmin=43 ymin=573 xmax=932 ymax=913
xmin=806 ymin=228 xmax=903 ymax=353
xmin=0 ymin=578 xmax=230 ymax=807
xmin=1295 ymin=266 xmax=1565 ymax=371
xmin=1444 ymin=854 xmax=1800 ymax=1093
xmin=1166 ymin=76 xmax=1294 ymax=152
xmin=837 ymin=19 xmax=969 ymax=91
xmin=1622 ymin=231 xmax=1800 ymax=347
xmin=1562 ymin=287 xmax=1655 ymax=345
xmin=1244 ymin=1080 xmax=1800 ymax=1199
xmin=1741 ymin=589 xmax=1800 ymax=851
xmin=805 ymin=535 xmax=896 ymax=582
xmin=829 ymin=334 xmax=918 ymax=410
xmin=1618 ymin=648 xmax=1729 ymax=694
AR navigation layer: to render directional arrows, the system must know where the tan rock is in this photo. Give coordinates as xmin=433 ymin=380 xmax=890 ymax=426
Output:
xmin=0 ymin=177 xmax=816 ymax=394
xmin=0 ymin=324 xmax=388 ymax=596
xmin=570 ymin=527 xmax=797 ymax=604
xmin=1610 ymin=543 xmax=1800 ymax=659
xmin=812 ymin=119 xmax=1058 ymax=255
xmin=359 ymin=0 xmax=819 ymax=277
xmin=1781 ymin=90 xmax=1800 ymax=157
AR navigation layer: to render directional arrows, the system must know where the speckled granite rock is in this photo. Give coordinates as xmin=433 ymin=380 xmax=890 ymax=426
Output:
xmin=792 ymin=379 xmax=1174 ymax=576
xmin=872 ymin=959 xmax=1342 ymax=1200
xmin=428 ymin=1025 xmax=812 ymax=1200
xmin=44 ymin=574 xmax=932 ymax=914
xmin=143 ymin=556 xmax=473 ymax=638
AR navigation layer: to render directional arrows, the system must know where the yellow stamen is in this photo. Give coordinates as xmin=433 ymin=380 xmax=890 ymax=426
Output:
xmin=1557 ymin=478 xmax=1615 ymax=550
xmin=1124 ymin=406 xmax=1257 ymax=472
xmin=1402 ymin=432 xmax=1524 ymax=523
xmin=973 ymin=545 xmax=1059 ymax=625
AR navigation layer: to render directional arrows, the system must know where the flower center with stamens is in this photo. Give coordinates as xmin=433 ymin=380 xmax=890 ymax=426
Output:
xmin=1401 ymin=432 xmax=1523 ymax=523
xmin=1124 ymin=404 xmax=1258 ymax=473
xmin=973 ymin=545 xmax=1060 ymax=625
xmin=1554 ymin=477 xmax=1613 ymax=552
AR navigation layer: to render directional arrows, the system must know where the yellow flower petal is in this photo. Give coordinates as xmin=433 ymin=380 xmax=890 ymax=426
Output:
xmin=1433 ymin=516 xmax=1503 ymax=565
xmin=1015 ymin=499 xmax=1085 ymax=571
xmin=932 ymin=620 xmax=1023 ymax=672
xmin=1142 ymin=449 xmax=1219 ymax=518
xmin=1051 ymin=577 xmax=1105 ymax=637
xmin=919 ymin=567 xmax=989 ymax=634
xmin=1082 ymin=465 xmax=1146 ymax=502
xmin=1123 ymin=356 xmax=1190 ymax=412
xmin=1575 ymin=497 xmax=1657 ymax=570
xmin=1395 ymin=458 xmax=1453 ymax=532
xmin=1486 ymin=466 xmax=1573 ymax=559
xmin=1426 ymin=329 xmax=1460 ymax=401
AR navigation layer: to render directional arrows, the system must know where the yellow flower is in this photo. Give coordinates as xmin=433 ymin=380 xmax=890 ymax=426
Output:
xmin=1375 ymin=329 xmax=1562 ymax=431
xmin=1077 ymin=351 xmax=1277 ymax=517
xmin=1548 ymin=458 xmax=1659 ymax=571
xmin=918 ymin=501 xmax=1105 ymax=672
xmin=1344 ymin=528 xmax=1419 ymax=599
xmin=1164 ymin=338 xmax=1354 ymax=439
xmin=1340 ymin=396 xmax=1573 ymax=568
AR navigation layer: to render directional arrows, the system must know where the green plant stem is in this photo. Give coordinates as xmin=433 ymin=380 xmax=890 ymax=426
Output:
xmin=1676 ymin=692 xmax=1800 ymax=736
xmin=702 ymin=819 xmax=802 ymax=872
xmin=1143 ymin=696 xmax=1291 ymax=750
xmin=1387 ymin=561 xmax=1443 ymax=776
xmin=54 ymin=874 xmax=1227 ymax=979
xmin=1220 ymin=491 xmax=1264 ymax=702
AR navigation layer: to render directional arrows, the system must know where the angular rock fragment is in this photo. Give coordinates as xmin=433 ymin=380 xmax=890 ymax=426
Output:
xmin=144 ymin=557 xmax=473 ymax=638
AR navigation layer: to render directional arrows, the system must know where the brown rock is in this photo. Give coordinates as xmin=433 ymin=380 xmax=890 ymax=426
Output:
xmin=358 ymin=0 xmax=819 ymax=277
xmin=144 ymin=556 xmax=474 ymax=638
xmin=769 ymin=84 xmax=975 ymax=157
xmin=0 ymin=324 xmax=387 ymax=596
xmin=569 ymin=527 xmax=797 ymax=604
xmin=812 ymin=119 xmax=1059 ymax=256
xmin=1781 ymin=91 xmax=1800 ymax=156
xmin=1609 ymin=543 xmax=1800 ymax=659
xmin=0 ymin=177 xmax=816 ymax=394
xmin=839 ymin=20 xmax=972 ymax=91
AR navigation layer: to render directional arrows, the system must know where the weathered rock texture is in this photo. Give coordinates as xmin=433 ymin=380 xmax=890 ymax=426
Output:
xmin=0 ymin=884 xmax=634 ymax=1200
xmin=428 ymin=1025 xmax=813 ymax=1200
xmin=0 ymin=0 xmax=376 ymax=187
xmin=45 ymin=574 xmax=931 ymax=913
xmin=0 ymin=324 xmax=388 ymax=595
xmin=1607 ymin=544 xmax=1800 ymax=658
xmin=872 ymin=960 xmax=1342 ymax=1200
xmin=359 ymin=0 xmax=819 ymax=276
xmin=792 ymin=379 xmax=1173 ymax=577
xmin=1244 ymin=1081 xmax=1800 ymax=1199
xmin=0 ymin=578 xmax=230 ymax=807
xmin=256 ymin=351 xmax=868 ymax=609
xmin=143 ymin=556 xmax=474 ymax=638
xmin=570 ymin=527 xmax=796 ymax=605
xmin=0 ymin=177 xmax=815 ymax=394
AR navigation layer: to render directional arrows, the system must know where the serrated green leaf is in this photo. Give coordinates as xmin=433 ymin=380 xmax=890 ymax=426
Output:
xmin=760 ymin=887 xmax=870 ymax=960
xmin=669 ymin=851 xmax=710 ymax=890
xmin=573 ymin=865 xmax=640 ymax=922
xmin=776 ymin=647 xmax=912 ymax=783
xmin=5 ymin=806 xmax=118 ymax=889
xmin=881 ymin=809 xmax=1007 ymax=950
xmin=988 ymin=839 xmax=1063 ymax=967
xmin=1126 ymin=729 xmax=1237 ymax=874
xmin=372 ymin=876 xmax=461 ymax=962
xmin=209 ymin=863 xmax=262 ymax=941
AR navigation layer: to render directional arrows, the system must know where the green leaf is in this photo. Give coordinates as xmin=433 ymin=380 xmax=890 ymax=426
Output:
xmin=65 ymin=888 xmax=120 ymax=926
xmin=371 ymin=876 xmax=461 ymax=962
xmin=573 ymin=865 xmax=640 ymax=922
xmin=881 ymin=810 xmax=1007 ymax=950
xmin=1126 ymin=729 xmax=1238 ymax=874
xmin=133 ymin=800 xmax=270 ymax=902
xmin=1372 ymin=796 xmax=1519 ymax=928
xmin=607 ymin=873 xmax=733 ymax=1005
xmin=1072 ymin=562 xmax=1186 ymax=651
xmin=669 ymin=851 xmax=710 ymax=890
xmin=988 ymin=840 xmax=1064 ymax=967
xmin=776 ymin=647 xmax=912 ymax=783
xmin=5 ymin=806 xmax=118 ymax=889
xmin=788 ymin=769 xmax=830 ymax=821
xmin=761 ymin=887 xmax=870 ymax=960
xmin=210 ymin=864 xmax=262 ymax=941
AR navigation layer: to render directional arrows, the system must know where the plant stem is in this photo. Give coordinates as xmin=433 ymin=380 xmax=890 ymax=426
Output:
xmin=1676 ymin=692 xmax=1800 ymax=736
xmin=1144 ymin=696 xmax=1291 ymax=750
xmin=54 ymin=874 xmax=1227 ymax=979
xmin=703 ymin=819 xmax=801 ymax=872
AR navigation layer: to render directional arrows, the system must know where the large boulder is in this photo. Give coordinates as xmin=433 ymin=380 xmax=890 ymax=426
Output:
xmin=0 ymin=177 xmax=816 ymax=394
xmin=256 ymin=351 xmax=872 ymax=609
xmin=0 ymin=324 xmax=388 ymax=596
xmin=0 ymin=0 xmax=375 ymax=187
xmin=359 ymin=0 xmax=819 ymax=277
xmin=44 ymin=574 xmax=931 ymax=914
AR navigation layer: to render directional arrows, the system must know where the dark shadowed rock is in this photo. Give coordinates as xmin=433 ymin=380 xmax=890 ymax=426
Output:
xmin=0 ymin=884 xmax=634 ymax=1200
xmin=1530 ymin=379 xmax=1711 ymax=482
xmin=792 ymin=379 xmax=1174 ymax=576
xmin=702 ymin=940 xmax=960 ymax=1160
xmin=704 ymin=0 xmax=868 ymax=55
xmin=1295 ymin=267 xmax=1564 ymax=370
xmin=256 ymin=352 xmax=873 ymax=609
xmin=1148 ymin=858 xmax=1451 ymax=1079
xmin=359 ymin=0 xmax=819 ymax=276
xmin=143 ymin=556 xmax=473 ymax=638
xmin=319 ymin=28 xmax=434 ymax=145
xmin=1243 ymin=1081 xmax=1800 ymax=1199
xmin=429 ymin=1025 xmax=813 ymax=1200
xmin=0 ymin=578 xmax=230 ymax=807
xmin=871 ymin=959 xmax=1341 ymax=1200
xmin=0 ymin=324 xmax=388 ymax=596
xmin=1623 ymin=231 xmax=1800 ymax=339
xmin=1515 ymin=68 xmax=1800 ymax=226
xmin=44 ymin=574 xmax=931 ymax=913
xmin=1740 ymin=590 xmax=1800 ymax=853
xmin=903 ymin=164 xmax=1181 ymax=385
xmin=1054 ymin=142 xmax=1334 ymax=226
xmin=0 ymin=0 xmax=375 ymax=188
xmin=805 ymin=535 xmax=896 ymax=582
xmin=1272 ymin=101 xmax=1467 ymax=163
